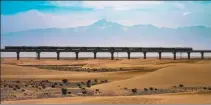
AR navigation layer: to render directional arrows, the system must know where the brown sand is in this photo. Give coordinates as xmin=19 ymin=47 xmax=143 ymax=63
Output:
xmin=1 ymin=64 xmax=149 ymax=81
xmin=2 ymin=93 xmax=211 ymax=104
xmin=91 ymin=64 xmax=211 ymax=95
xmin=1 ymin=58 xmax=211 ymax=104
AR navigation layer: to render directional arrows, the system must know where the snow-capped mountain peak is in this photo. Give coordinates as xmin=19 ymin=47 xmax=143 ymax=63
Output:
xmin=90 ymin=18 xmax=122 ymax=27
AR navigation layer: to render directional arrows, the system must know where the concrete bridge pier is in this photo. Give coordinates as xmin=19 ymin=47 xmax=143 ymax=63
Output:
xmin=127 ymin=52 xmax=131 ymax=59
xmin=173 ymin=52 xmax=176 ymax=60
xmin=111 ymin=52 xmax=114 ymax=60
xmin=143 ymin=52 xmax=147 ymax=59
xmin=36 ymin=52 xmax=41 ymax=60
xmin=94 ymin=52 xmax=97 ymax=59
xmin=158 ymin=52 xmax=162 ymax=60
xmin=201 ymin=52 xmax=204 ymax=59
xmin=16 ymin=52 xmax=20 ymax=60
xmin=75 ymin=52 xmax=79 ymax=60
xmin=187 ymin=52 xmax=191 ymax=60
xmin=56 ymin=52 xmax=60 ymax=60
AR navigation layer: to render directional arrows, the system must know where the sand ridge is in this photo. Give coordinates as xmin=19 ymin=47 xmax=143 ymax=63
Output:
xmin=91 ymin=63 xmax=211 ymax=95
xmin=1 ymin=58 xmax=211 ymax=104
xmin=2 ymin=93 xmax=211 ymax=104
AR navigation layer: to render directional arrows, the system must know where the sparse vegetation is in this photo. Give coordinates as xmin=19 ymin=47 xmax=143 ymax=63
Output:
xmin=2 ymin=61 xmax=211 ymax=102
xmin=87 ymin=83 xmax=91 ymax=88
xmin=77 ymin=83 xmax=81 ymax=87
xmin=203 ymin=87 xmax=207 ymax=90
xmin=82 ymin=90 xmax=87 ymax=94
xmin=87 ymin=80 xmax=91 ymax=84
xmin=144 ymin=88 xmax=148 ymax=91
xmin=42 ymin=85 xmax=46 ymax=89
xmin=61 ymin=88 xmax=67 ymax=95
xmin=131 ymin=88 xmax=137 ymax=93
xmin=15 ymin=85 xmax=20 ymax=89
xmin=51 ymin=85 xmax=55 ymax=88
xmin=44 ymin=93 xmax=48 ymax=95
xmin=179 ymin=84 xmax=184 ymax=88
xmin=22 ymin=89 xmax=25 ymax=92
xmin=92 ymin=82 xmax=97 ymax=85
xmin=62 ymin=79 xmax=68 ymax=84
xmin=101 ymin=80 xmax=104 ymax=83
xmin=94 ymin=79 xmax=98 ymax=83
xmin=86 ymin=80 xmax=92 ymax=88
xmin=81 ymin=82 xmax=85 ymax=85
xmin=149 ymin=87 xmax=154 ymax=90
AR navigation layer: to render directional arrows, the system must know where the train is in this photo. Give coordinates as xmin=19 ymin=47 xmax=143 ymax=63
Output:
xmin=4 ymin=46 xmax=193 ymax=52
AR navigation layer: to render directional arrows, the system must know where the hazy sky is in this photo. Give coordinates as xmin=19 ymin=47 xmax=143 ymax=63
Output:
xmin=1 ymin=1 xmax=211 ymax=33
xmin=1 ymin=1 xmax=211 ymax=57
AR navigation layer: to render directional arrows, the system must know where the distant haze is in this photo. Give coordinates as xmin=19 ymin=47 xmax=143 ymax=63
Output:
xmin=1 ymin=19 xmax=211 ymax=57
xmin=1 ymin=1 xmax=211 ymax=57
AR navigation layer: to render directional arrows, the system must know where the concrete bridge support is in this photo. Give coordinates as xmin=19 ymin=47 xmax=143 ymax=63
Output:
xmin=187 ymin=52 xmax=191 ymax=60
xmin=36 ymin=52 xmax=41 ymax=60
xmin=111 ymin=52 xmax=114 ymax=60
xmin=16 ymin=52 xmax=20 ymax=60
xmin=173 ymin=52 xmax=176 ymax=60
xmin=56 ymin=52 xmax=60 ymax=60
xmin=127 ymin=52 xmax=131 ymax=59
xmin=143 ymin=52 xmax=147 ymax=59
xmin=158 ymin=52 xmax=162 ymax=60
xmin=201 ymin=52 xmax=204 ymax=59
xmin=94 ymin=52 xmax=97 ymax=59
xmin=75 ymin=52 xmax=79 ymax=60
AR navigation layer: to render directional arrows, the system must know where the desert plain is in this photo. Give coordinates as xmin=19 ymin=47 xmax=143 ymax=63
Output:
xmin=1 ymin=57 xmax=211 ymax=104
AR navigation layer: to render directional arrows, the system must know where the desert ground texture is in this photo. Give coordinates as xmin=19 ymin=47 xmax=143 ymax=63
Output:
xmin=1 ymin=58 xmax=211 ymax=104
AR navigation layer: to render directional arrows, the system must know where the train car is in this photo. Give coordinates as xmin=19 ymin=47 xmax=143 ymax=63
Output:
xmin=20 ymin=46 xmax=36 ymax=50
xmin=5 ymin=46 xmax=21 ymax=50
xmin=37 ymin=46 xmax=57 ymax=50
xmin=175 ymin=47 xmax=193 ymax=52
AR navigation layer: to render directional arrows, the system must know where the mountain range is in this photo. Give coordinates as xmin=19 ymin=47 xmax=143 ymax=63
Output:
xmin=1 ymin=19 xmax=211 ymax=49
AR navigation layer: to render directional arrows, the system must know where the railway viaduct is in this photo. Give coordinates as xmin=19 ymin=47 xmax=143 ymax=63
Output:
xmin=1 ymin=46 xmax=211 ymax=60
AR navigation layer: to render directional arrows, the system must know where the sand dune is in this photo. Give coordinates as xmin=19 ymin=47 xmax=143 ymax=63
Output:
xmin=91 ymin=64 xmax=211 ymax=95
xmin=2 ymin=93 xmax=211 ymax=104
xmin=1 ymin=58 xmax=211 ymax=104
xmin=1 ymin=64 xmax=147 ymax=81
xmin=2 ymin=58 xmax=208 ymax=68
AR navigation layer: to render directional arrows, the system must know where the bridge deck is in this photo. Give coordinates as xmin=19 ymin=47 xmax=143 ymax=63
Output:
xmin=1 ymin=46 xmax=211 ymax=60
xmin=1 ymin=49 xmax=211 ymax=52
xmin=1 ymin=46 xmax=196 ymax=52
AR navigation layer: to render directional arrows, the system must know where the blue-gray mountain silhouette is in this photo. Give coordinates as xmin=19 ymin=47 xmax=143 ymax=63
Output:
xmin=2 ymin=19 xmax=211 ymax=49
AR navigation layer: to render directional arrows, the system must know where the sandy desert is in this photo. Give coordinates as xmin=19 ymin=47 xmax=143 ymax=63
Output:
xmin=1 ymin=58 xmax=211 ymax=104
